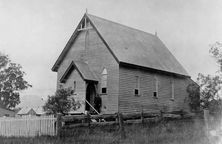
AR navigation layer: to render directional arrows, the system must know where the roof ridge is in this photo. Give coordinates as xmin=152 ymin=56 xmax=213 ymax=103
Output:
xmin=86 ymin=13 xmax=156 ymax=38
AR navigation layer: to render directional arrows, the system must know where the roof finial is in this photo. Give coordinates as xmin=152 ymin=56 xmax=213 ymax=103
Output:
xmin=86 ymin=8 xmax=88 ymax=14
xmin=155 ymin=30 xmax=157 ymax=36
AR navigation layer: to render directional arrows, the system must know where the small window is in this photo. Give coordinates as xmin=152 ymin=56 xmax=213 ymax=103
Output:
xmin=102 ymin=88 xmax=107 ymax=94
xmin=135 ymin=89 xmax=139 ymax=95
xmin=101 ymin=68 xmax=107 ymax=94
xmin=153 ymin=76 xmax=158 ymax=98
xmin=153 ymin=92 xmax=157 ymax=98
xmin=134 ymin=76 xmax=140 ymax=96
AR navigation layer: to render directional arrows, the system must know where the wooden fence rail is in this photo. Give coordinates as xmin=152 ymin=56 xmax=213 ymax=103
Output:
xmin=0 ymin=115 xmax=56 ymax=137
xmin=57 ymin=110 xmax=189 ymax=137
xmin=61 ymin=112 xmax=161 ymax=122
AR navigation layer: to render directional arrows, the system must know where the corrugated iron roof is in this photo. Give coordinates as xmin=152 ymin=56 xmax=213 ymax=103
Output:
xmin=52 ymin=13 xmax=189 ymax=77
xmin=34 ymin=107 xmax=45 ymax=115
xmin=17 ymin=107 xmax=34 ymax=115
xmin=74 ymin=61 xmax=98 ymax=81
xmin=87 ymin=14 xmax=189 ymax=76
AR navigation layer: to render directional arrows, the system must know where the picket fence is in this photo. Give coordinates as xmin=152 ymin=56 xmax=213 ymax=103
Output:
xmin=0 ymin=115 xmax=57 ymax=137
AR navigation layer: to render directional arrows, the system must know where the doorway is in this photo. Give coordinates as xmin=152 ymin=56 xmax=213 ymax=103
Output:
xmin=85 ymin=82 xmax=96 ymax=112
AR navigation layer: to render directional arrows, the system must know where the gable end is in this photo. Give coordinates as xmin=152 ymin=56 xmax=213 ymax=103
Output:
xmin=52 ymin=14 xmax=119 ymax=72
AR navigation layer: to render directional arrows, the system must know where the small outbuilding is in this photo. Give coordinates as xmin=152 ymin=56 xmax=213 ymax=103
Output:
xmin=0 ymin=107 xmax=15 ymax=117
xmin=17 ymin=107 xmax=36 ymax=116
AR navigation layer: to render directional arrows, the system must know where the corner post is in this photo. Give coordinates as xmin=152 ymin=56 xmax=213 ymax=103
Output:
xmin=117 ymin=113 xmax=126 ymax=139
xmin=56 ymin=113 xmax=62 ymax=137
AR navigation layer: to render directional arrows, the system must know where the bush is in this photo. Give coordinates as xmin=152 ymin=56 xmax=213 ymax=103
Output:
xmin=43 ymin=88 xmax=81 ymax=115
xmin=186 ymin=83 xmax=200 ymax=112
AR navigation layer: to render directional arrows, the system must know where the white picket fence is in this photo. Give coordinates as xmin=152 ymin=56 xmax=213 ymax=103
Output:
xmin=0 ymin=115 xmax=57 ymax=137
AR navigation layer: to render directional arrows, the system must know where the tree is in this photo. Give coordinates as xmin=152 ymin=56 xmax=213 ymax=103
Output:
xmin=197 ymin=73 xmax=222 ymax=109
xmin=0 ymin=52 xmax=31 ymax=109
xmin=196 ymin=42 xmax=222 ymax=111
xmin=43 ymin=88 xmax=81 ymax=115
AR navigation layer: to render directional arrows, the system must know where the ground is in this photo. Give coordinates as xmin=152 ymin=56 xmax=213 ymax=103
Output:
xmin=0 ymin=118 xmax=216 ymax=144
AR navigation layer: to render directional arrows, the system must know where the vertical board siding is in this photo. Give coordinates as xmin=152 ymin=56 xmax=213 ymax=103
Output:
xmin=56 ymin=26 xmax=119 ymax=114
xmin=0 ymin=115 xmax=56 ymax=137
xmin=119 ymin=66 xmax=191 ymax=114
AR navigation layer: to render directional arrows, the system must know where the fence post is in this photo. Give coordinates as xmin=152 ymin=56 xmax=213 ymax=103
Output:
xmin=56 ymin=113 xmax=62 ymax=137
xmin=115 ymin=113 xmax=119 ymax=123
xmin=159 ymin=110 xmax=163 ymax=122
xmin=87 ymin=112 xmax=91 ymax=128
xmin=117 ymin=113 xmax=126 ymax=139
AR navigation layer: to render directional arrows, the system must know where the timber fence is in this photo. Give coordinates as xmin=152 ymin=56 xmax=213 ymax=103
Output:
xmin=0 ymin=115 xmax=56 ymax=137
xmin=57 ymin=110 xmax=192 ymax=138
xmin=0 ymin=110 xmax=193 ymax=138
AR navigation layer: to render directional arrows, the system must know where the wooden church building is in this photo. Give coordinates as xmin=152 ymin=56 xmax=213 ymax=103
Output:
xmin=52 ymin=13 xmax=194 ymax=114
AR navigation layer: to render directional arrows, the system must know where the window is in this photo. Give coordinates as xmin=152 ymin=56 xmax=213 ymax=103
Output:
xmin=101 ymin=68 xmax=107 ymax=94
xmin=134 ymin=76 xmax=140 ymax=96
xmin=153 ymin=92 xmax=157 ymax=97
xmin=135 ymin=89 xmax=139 ymax=95
xmin=171 ymin=78 xmax=174 ymax=100
xmin=153 ymin=76 xmax=158 ymax=98
xmin=73 ymin=81 xmax=76 ymax=94
xmin=102 ymin=88 xmax=107 ymax=94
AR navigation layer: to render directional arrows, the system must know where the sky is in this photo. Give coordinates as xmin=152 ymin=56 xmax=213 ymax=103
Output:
xmin=0 ymin=0 xmax=222 ymax=107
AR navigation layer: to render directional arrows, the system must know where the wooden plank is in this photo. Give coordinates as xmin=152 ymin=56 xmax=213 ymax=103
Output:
xmin=117 ymin=113 xmax=126 ymax=139
xmin=62 ymin=114 xmax=117 ymax=122
xmin=64 ymin=121 xmax=117 ymax=128
xmin=56 ymin=114 xmax=62 ymax=137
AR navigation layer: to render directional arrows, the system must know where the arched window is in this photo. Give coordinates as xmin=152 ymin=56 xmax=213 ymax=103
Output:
xmin=101 ymin=68 xmax=107 ymax=94
xmin=73 ymin=81 xmax=76 ymax=94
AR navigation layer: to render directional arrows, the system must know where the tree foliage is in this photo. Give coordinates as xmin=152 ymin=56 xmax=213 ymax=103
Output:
xmin=0 ymin=53 xmax=31 ymax=109
xmin=196 ymin=42 xmax=222 ymax=111
xmin=197 ymin=73 xmax=222 ymax=109
xmin=43 ymin=88 xmax=81 ymax=115
xmin=209 ymin=41 xmax=222 ymax=71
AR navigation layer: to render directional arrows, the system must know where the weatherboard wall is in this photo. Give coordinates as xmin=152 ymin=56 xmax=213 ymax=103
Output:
xmin=119 ymin=66 xmax=191 ymax=114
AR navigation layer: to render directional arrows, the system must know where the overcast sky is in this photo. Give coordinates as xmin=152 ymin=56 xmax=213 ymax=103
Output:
xmin=0 ymin=0 xmax=222 ymax=107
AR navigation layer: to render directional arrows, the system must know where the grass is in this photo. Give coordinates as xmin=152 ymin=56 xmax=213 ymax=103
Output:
xmin=0 ymin=118 xmax=212 ymax=144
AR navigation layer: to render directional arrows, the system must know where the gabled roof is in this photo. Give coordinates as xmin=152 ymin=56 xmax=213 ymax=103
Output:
xmin=34 ymin=107 xmax=45 ymax=115
xmin=17 ymin=107 xmax=35 ymax=115
xmin=52 ymin=13 xmax=189 ymax=77
xmin=60 ymin=61 xmax=98 ymax=83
